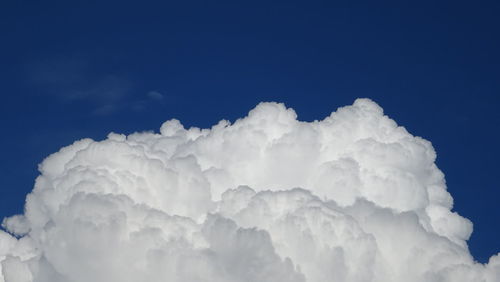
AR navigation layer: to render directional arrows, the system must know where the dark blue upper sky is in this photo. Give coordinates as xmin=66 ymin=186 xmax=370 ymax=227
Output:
xmin=1 ymin=0 xmax=499 ymax=262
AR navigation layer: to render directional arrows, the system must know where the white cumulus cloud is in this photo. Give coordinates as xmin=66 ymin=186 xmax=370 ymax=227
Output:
xmin=1 ymin=98 xmax=499 ymax=282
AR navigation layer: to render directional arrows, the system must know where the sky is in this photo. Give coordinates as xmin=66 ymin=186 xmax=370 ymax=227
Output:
xmin=0 ymin=0 xmax=499 ymax=264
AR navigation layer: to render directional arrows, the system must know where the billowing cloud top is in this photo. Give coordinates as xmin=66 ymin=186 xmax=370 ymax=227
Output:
xmin=1 ymin=99 xmax=499 ymax=282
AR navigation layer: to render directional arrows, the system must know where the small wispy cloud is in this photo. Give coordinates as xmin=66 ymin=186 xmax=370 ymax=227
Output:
xmin=66 ymin=75 xmax=131 ymax=103
xmin=147 ymin=90 xmax=164 ymax=100
xmin=91 ymin=90 xmax=168 ymax=116
xmin=91 ymin=104 xmax=119 ymax=116
xmin=27 ymin=57 xmax=171 ymax=116
xmin=28 ymin=56 xmax=132 ymax=115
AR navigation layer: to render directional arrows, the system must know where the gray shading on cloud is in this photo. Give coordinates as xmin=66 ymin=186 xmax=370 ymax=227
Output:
xmin=1 ymin=99 xmax=499 ymax=282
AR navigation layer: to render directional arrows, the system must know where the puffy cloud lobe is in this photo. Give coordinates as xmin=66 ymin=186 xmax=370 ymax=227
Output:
xmin=1 ymin=98 xmax=498 ymax=281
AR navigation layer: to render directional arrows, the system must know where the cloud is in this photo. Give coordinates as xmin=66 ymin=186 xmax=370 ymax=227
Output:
xmin=30 ymin=58 xmax=131 ymax=103
xmin=28 ymin=57 xmax=169 ymax=116
xmin=147 ymin=91 xmax=164 ymax=100
xmin=90 ymin=90 xmax=166 ymax=116
xmin=1 ymin=99 xmax=499 ymax=282
xmin=128 ymin=91 xmax=167 ymax=113
xmin=27 ymin=57 xmax=132 ymax=115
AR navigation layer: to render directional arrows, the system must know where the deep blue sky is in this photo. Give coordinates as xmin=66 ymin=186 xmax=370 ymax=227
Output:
xmin=1 ymin=1 xmax=499 ymax=262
